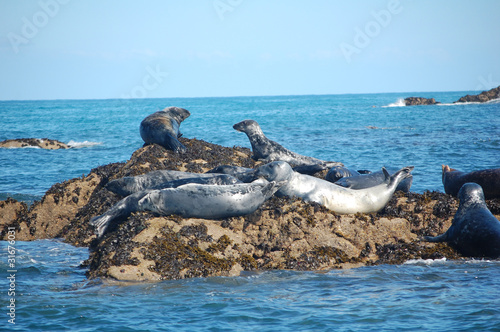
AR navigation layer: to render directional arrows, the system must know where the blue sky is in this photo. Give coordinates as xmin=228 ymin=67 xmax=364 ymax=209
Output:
xmin=1 ymin=0 xmax=499 ymax=100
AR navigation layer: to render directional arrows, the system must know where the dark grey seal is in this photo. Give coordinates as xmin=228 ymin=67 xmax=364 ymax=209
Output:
xmin=333 ymin=167 xmax=413 ymax=193
xmin=442 ymin=165 xmax=500 ymax=199
xmin=206 ymin=165 xmax=256 ymax=183
xmin=424 ymin=183 xmax=500 ymax=258
xmin=106 ymin=170 xmax=240 ymax=196
xmin=140 ymin=107 xmax=190 ymax=153
xmin=233 ymin=119 xmax=343 ymax=170
xmin=91 ymin=179 xmax=282 ymax=237
xmin=325 ymin=166 xmax=360 ymax=183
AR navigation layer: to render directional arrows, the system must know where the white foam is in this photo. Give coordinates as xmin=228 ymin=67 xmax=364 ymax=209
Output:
xmin=404 ymin=257 xmax=447 ymax=265
xmin=382 ymin=98 xmax=406 ymax=108
xmin=67 ymin=140 xmax=102 ymax=148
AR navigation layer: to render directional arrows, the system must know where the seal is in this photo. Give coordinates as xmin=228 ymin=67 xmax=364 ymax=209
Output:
xmin=233 ymin=119 xmax=343 ymax=169
xmin=442 ymin=165 xmax=500 ymax=199
xmin=424 ymin=183 xmax=500 ymax=258
xmin=206 ymin=165 xmax=256 ymax=183
xmin=140 ymin=107 xmax=191 ymax=153
xmin=325 ymin=166 xmax=360 ymax=183
xmin=106 ymin=170 xmax=240 ymax=196
xmin=333 ymin=167 xmax=413 ymax=193
xmin=254 ymin=161 xmax=414 ymax=214
xmin=91 ymin=179 xmax=282 ymax=237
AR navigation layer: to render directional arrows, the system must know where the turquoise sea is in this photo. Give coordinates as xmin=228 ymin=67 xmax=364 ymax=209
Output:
xmin=1 ymin=92 xmax=500 ymax=331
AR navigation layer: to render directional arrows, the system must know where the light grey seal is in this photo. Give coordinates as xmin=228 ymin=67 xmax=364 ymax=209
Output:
xmin=106 ymin=170 xmax=240 ymax=196
xmin=91 ymin=179 xmax=282 ymax=237
xmin=233 ymin=119 xmax=343 ymax=170
xmin=333 ymin=167 xmax=413 ymax=193
xmin=140 ymin=107 xmax=190 ymax=153
xmin=255 ymin=161 xmax=414 ymax=214
xmin=442 ymin=165 xmax=500 ymax=199
xmin=424 ymin=183 xmax=500 ymax=258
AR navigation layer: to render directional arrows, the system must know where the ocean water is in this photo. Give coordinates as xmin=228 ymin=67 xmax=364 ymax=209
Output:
xmin=1 ymin=92 xmax=500 ymax=330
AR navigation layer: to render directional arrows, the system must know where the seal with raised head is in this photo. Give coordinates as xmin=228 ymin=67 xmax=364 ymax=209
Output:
xmin=140 ymin=106 xmax=190 ymax=153
xmin=424 ymin=183 xmax=500 ymax=258
xmin=233 ymin=119 xmax=343 ymax=170
xmin=333 ymin=167 xmax=413 ymax=193
xmin=106 ymin=170 xmax=240 ymax=196
xmin=442 ymin=165 xmax=500 ymax=199
xmin=91 ymin=179 xmax=282 ymax=237
xmin=254 ymin=161 xmax=413 ymax=214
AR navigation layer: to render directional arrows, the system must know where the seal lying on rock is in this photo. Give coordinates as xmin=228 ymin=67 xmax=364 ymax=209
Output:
xmin=424 ymin=183 xmax=500 ymax=258
xmin=106 ymin=170 xmax=240 ymax=196
xmin=255 ymin=161 xmax=414 ymax=214
xmin=140 ymin=107 xmax=190 ymax=153
xmin=325 ymin=166 xmax=360 ymax=183
xmin=91 ymin=179 xmax=282 ymax=237
xmin=206 ymin=165 xmax=256 ymax=183
xmin=233 ymin=119 xmax=343 ymax=170
xmin=333 ymin=167 xmax=413 ymax=193
xmin=442 ymin=165 xmax=500 ymax=199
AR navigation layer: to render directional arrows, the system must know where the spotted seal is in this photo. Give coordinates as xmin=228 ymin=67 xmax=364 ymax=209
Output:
xmin=233 ymin=119 xmax=343 ymax=170
xmin=140 ymin=107 xmax=190 ymax=153
xmin=424 ymin=183 xmax=500 ymax=258
xmin=106 ymin=170 xmax=240 ymax=196
xmin=333 ymin=167 xmax=413 ymax=192
xmin=254 ymin=161 xmax=413 ymax=214
xmin=91 ymin=179 xmax=282 ymax=237
xmin=442 ymin=165 xmax=500 ymax=199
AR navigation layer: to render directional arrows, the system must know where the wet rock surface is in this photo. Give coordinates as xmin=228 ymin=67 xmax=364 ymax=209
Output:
xmin=1 ymin=138 xmax=499 ymax=281
xmin=0 ymin=138 xmax=71 ymax=149
xmin=404 ymin=97 xmax=440 ymax=106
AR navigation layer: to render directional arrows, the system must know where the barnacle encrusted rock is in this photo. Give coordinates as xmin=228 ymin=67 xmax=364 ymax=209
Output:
xmin=2 ymin=137 xmax=499 ymax=281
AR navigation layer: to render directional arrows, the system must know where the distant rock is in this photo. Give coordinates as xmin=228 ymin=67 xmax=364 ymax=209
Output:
xmin=0 ymin=138 xmax=70 ymax=149
xmin=404 ymin=97 xmax=440 ymax=106
xmin=455 ymin=85 xmax=500 ymax=103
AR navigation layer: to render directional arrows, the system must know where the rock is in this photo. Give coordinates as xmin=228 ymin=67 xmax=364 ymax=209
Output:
xmin=404 ymin=97 xmax=440 ymax=106
xmin=455 ymin=85 xmax=500 ymax=103
xmin=2 ymin=138 xmax=500 ymax=281
xmin=0 ymin=138 xmax=71 ymax=149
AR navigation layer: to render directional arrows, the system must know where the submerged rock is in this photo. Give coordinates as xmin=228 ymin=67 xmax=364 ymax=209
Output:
xmin=2 ymin=138 xmax=499 ymax=281
xmin=0 ymin=138 xmax=71 ymax=149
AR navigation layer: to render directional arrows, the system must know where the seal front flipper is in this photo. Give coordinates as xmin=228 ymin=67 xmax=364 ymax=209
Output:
xmin=164 ymin=134 xmax=187 ymax=153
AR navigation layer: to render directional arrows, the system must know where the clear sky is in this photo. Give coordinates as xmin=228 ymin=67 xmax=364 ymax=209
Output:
xmin=1 ymin=0 xmax=499 ymax=100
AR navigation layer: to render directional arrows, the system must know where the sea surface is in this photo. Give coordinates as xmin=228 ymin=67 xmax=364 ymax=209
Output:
xmin=1 ymin=92 xmax=500 ymax=330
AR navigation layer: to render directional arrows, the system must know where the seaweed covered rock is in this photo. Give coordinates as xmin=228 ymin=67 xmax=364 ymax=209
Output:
xmin=2 ymin=137 xmax=500 ymax=281
xmin=0 ymin=138 xmax=71 ymax=149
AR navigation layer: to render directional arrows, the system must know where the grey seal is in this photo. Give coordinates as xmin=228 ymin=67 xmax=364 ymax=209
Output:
xmin=140 ymin=107 xmax=190 ymax=153
xmin=106 ymin=170 xmax=240 ymax=196
xmin=233 ymin=119 xmax=343 ymax=170
xmin=325 ymin=166 xmax=360 ymax=183
xmin=333 ymin=167 xmax=413 ymax=192
xmin=91 ymin=179 xmax=282 ymax=237
xmin=442 ymin=165 xmax=500 ymax=199
xmin=254 ymin=161 xmax=414 ymax=214
xmin=424 ymin=183 xmax=500 ymax=258
xmin=206 ymin=165 xmax=256 ymax=183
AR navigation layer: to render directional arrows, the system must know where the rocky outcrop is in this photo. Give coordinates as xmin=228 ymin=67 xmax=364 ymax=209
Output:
xmin=2 ymin=138 xmax=500 ymax=281
xmin=404 ymin=97 xmax=440 ymax=106
xmin=0 ymin=138 xmax=71 ymax=149
xmin=455 ymin=86 xmax=500 ymax=103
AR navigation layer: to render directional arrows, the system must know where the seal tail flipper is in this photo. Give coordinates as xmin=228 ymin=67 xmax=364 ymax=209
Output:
xmin=382 ymin=167 xmax=391 ymax=183
xmin=421 ymin=233 xmax=448 ymax=243
xmin=166 ymin=137 xmax=187 ymax=153
xmin=90 ymin=214 xmax=112 ymax=238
